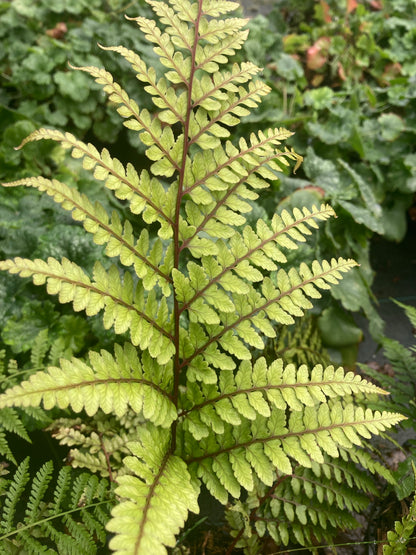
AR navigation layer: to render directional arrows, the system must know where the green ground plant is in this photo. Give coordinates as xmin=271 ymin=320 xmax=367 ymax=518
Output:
xmin=362 ymin=301 xmax=416 ymax=501
xmin=0 ymin=0 xmax=406 ymax=552
xmin=383 ymin=465 xmax=416 ymax=555
xmin=234 ymin=0 xmax=416 ymax=343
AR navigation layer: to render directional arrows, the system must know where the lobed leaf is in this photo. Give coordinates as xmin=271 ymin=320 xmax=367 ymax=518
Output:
xmin=186 ymin=404 xmax=404 ymax=500
xmin=0 ymin=344 xmax=176 ymax=426
xmin=0 ymin=258 xmax=175 ymax=364
xmin=15 ymin=128 xmax=175 ymax=237
xmin=107 ymin=427 xmax=199 ymax=555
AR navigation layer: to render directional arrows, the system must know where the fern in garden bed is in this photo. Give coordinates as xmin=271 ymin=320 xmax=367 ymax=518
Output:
xmin=0 ymin=457 xmax=114 ymax=554
xmin=0 ymin=0 xmax=405 ymax=552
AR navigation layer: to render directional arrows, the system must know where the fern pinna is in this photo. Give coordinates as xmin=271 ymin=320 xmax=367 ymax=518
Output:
xmin=0 ymin=0 xmax=404 ymax=553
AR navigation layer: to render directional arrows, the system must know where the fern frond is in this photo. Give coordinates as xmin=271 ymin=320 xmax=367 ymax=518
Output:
xmin=47 ymin=415 xmax=133 ymax=477
xmin=384 ymin=463 xmax=416 ymax=554
xmin=361 ymin=301 xmax=416 ymax=420
xmin=107 ymin=426 xmax=200 ymax=555
xmin=0 ymin=408 xmax=31 ymax=463
xmin=179 ymin=357 xmax=389 ymax=439
xmin=186 ymin=404 xmax=404 ymax=501
xmin=0 ymin=457 xmax=31 ymax=535
xmin=179 ymin=257 xmax=358 ymax=382
xmin=0 ymin=459 xmax=113 ymax=554
xmin=2 ymin=177 xmax=173 ymax=294
xmin=0 ymin=0 xmax=404 ymax=552
xmin=0 ymin=258 xmax=175 ymax=363
xmin=180 ymin=157 xmax=305 ymax=245
xmin=198 ymin=0 xmax=241 ymax=17
xmin=0 ymin=343 xmax=176 ymax=426
xmin=15 ymin=128 xmax=175 ymax=237
xmin=269 ymin=314 xmax=331 ymax=367
xmin=128 ymin=14 xmax=192 ymax=85
xmin=29 ymin=329 xmax=50 ymax=369
xmin=26 ymin=461 xmax=54 ymax=524
xmin=188 ymin=82 xmax=271 ymax=148
xmin=70 ymin=62 xmax=185 ymax=179
xmin=181 ymin=204 xmax=335 ymax=287
xmin=183 ymin=130 xmax=300 ymax=211
xmin=98 ymin=44 xmax=187 ymax=125
xmin=0 ymin=431 xmax=15 ymax=466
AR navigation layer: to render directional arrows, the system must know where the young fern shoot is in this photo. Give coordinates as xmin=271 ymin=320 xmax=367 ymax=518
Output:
xmin=0 ymin=0 xmax=405 ymax=553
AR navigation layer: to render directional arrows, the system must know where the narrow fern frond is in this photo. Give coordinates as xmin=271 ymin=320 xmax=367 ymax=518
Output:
xmin=0 ymin=457 xmax=31 ymax=535
xmin=0 ymin=407 xmax=31 ymax=443
xmin=0 ymin=258 xmax=175 ymax=362
xmin=383 ymin=463 xmax=416 ymax=555
xmin=2 ymin=177 xmax=173 ymax=292
xmin=29 ymin=329 xmax=50 ymax=369
xmin=361 ymin=302 xmax=416 ymax=420
xmin=395 ymin=299 xmax=416 ymax=327
xmin=16 ymin=128 xmax=174 ymax=236
xmin=0 ymin=460 xmax=113 ymax=554
xmin=0 ymin=343 xmax=176 ymax=426
xmin=107 ymin=426 xmax=200 ymax=555
xmin=25 ymin=461 xmax=54 ymax=524
xmin=0 ymin=431 xmax=15 ymax=466
xmin=185 ymin=405 xmax=404 ymax=501
xmin=179 ymin=358 xmax=389 ymax=439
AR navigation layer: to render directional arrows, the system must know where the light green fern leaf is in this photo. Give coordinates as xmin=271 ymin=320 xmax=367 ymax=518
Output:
xmin=0 ymin=343 xmax=176 ymax=426
xmin=16 ymin=128 xmax=174 ymax=238
xmin=98 ymin=44 xmax=188 ymax=126
xmin=0 ymin=0 xmax=406 ymax=551
xmin=107 ymin=426 xmax=200 ymax=555
xmin=2 ymin=177 xmax=173 ymax=295
xmin=0 ymin=258 xmax=175 ymax=363
xmin=178 ymin=256 xmax=358 ymax=383
xmin=185 ymin=405 xmax=404 ymax=500
xmin=179 ymin=357 xmax=390 ymax=439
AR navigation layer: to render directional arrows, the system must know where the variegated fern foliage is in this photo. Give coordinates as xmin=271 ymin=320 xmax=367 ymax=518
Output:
xmin=0 ymin=0 xmax=406 ymax=552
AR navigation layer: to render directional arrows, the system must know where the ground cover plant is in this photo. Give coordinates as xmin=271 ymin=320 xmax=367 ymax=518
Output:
xmin=234 ymin=0 xmax=416 ymax=347
xmin=0 ymin=0 xmax=407 ymax=552
xmin=362 ymin=302 xmax=416 ymax=501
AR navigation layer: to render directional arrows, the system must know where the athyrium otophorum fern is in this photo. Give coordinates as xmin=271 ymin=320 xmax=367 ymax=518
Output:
xmin=0 ymin=0 xmax=404 ymax=553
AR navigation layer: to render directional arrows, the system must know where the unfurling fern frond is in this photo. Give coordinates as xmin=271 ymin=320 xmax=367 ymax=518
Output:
xmin=0 ymin=458 xmax=114 ymax=554
xmin=0 ymin=0 xmax=405 ymax=553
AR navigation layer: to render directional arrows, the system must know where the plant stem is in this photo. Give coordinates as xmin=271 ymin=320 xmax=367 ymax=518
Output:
xmin=171 ymin=0 xmax=203 ymax=451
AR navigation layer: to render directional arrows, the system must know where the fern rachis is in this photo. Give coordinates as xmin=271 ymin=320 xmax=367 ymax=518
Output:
xmin=0 ymin=0 xmax=405 ymax=553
